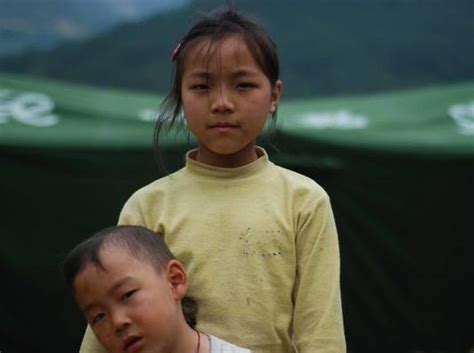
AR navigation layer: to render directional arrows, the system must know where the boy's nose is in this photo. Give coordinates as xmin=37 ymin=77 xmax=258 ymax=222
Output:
xmin=110 ymin=310 xmax=131 ymax=335
xmin=210 ymin=86 xmax=235 ymax=113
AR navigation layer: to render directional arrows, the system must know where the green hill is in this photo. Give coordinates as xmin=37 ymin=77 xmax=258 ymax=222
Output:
xmin=0 ymin=0 xmax=190 ymax=55
xmin=1 ymin=0 xmax=473 ymax=98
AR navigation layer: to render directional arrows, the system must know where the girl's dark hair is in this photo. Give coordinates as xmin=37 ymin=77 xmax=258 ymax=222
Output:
xmin=154 ymin=5 xmax=280 ymax=168
xmin=63 ymin=225 xmax=198 ymax=329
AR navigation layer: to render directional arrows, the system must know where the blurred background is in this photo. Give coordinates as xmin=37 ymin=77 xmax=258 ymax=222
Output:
xmin=1 ymin=1 xmax=473 ymax=353
xmin=1 ymin=0 xmax=473 ymax=97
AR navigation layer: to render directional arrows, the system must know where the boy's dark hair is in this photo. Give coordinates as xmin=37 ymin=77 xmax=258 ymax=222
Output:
xmin=63 ymin=225 xmax=198 ymax=329
xmin=154 ymin=5 xmax=280 ymax=168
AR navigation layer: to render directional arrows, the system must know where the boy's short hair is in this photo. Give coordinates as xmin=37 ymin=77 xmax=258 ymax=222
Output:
xmin=63 ymin=225 xmax=198 ymax=328
xmin=63 ymin=225 xmax=174 ymax=290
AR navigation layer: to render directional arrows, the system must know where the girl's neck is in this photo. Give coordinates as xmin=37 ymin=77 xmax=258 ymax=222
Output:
xmin=194 ymin=143 xmax=259 ymax=168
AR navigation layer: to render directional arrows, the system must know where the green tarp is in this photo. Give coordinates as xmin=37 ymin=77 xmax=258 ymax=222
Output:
xmin=1 ymin=73 xmax=473 ymax=353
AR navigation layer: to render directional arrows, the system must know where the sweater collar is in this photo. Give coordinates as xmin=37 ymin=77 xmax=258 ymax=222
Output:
xmin=185 ymin=146 xmax=269 ymax=179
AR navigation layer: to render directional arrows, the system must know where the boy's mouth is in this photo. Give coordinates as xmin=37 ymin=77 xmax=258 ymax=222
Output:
xmin=123 ymin=336 xmax=143 ymax=353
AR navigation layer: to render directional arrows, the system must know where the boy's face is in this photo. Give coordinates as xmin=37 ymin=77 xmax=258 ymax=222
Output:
xmin=74 ymin=246 xmax=185 ymax=353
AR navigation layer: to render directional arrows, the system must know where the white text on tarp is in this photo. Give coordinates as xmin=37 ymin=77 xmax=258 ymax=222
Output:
xmin=448 ymin=101 xmax=474 ymax=135
xmin=0 ymin=89 xmax=59 ymax=127
xmin=296 ymin=110 xmax=369 ymax=129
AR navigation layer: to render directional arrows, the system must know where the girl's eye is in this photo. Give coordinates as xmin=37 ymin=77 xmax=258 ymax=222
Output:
xmin=91 ymin=313 xmax=105 ymax=325
xmin=121 ymin=290 xmax=136 ymax=302
xmin=191 ymin=84 xmax=208 ymax=91
xmin=237 ymin=82 xmax=256 ymax=90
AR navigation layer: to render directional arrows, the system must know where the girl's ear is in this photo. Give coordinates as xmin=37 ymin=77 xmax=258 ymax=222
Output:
xmin=270 ymin=80 xmax=283 ymax=113
xmin=165 ymin=259 xmax=188 ymax=301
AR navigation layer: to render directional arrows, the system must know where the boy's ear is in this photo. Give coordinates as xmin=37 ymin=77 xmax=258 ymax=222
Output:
xmin=270 ymin=80 xmax=283 ymax=113
xmin=165 ymin=259 xmax=188 ymax=301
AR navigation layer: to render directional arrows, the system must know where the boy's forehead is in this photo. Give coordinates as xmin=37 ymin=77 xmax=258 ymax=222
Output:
xmin=73 ymin=246 xmax=161 ymax=302
xmin=97 ymin=244 xmax=157 ymax=270
xmin=77 ymin=245 xmax=142 ymax=281
xmin=73 ymin=258 xmax=110 ymax=291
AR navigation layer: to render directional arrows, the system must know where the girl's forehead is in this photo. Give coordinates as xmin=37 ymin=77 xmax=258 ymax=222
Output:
xmin=182 ymin=35 xmax=259 ymax=72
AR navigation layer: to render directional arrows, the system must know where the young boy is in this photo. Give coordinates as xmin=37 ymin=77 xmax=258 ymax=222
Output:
xmin=64 ymin=225 xmax=251 ymax=353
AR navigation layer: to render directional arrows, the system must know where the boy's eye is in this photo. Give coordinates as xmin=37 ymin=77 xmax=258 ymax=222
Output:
xmin=90 ymin=313 xmax=105 ymax=325
xmin=121 ymin=290 xmax=136 ymax=302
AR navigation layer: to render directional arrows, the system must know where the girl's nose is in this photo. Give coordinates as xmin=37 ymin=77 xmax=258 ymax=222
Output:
xmin=210 ymin=86 xmax=235 ymax=113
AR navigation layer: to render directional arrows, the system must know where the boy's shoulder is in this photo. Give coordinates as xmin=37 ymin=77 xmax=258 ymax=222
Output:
xmin=209 ymin=334 xmax=252 ymax=353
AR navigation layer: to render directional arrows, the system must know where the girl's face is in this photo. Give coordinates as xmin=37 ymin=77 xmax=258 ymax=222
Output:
xmin=181 ymin=35 xmax=282 ymax=167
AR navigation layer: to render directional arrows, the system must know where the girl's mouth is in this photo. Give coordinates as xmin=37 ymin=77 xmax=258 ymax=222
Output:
xmin=209 ymin=122 xmax=239 ymax=132
xmin=210 ymin=122 xmax=238 ymax=128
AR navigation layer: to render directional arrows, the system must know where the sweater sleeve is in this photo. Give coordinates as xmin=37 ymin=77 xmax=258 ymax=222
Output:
xmin=293 ymin=191 xmax=346 ymax=353
xmin=79 ymin=325 xmax=106 ymax=353
xmin=117 ymin=192 xmax=149 ymax=226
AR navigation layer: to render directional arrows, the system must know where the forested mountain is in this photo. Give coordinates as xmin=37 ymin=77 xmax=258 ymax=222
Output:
xmin=1 ymin=0 xmax=473 ymax=98
xmin=0 ymin=0 xmax=189 ymax=55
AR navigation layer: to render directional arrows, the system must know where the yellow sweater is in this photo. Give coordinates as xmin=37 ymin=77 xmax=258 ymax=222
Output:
xmin=80 ymin=148 xmax=345 ymax=353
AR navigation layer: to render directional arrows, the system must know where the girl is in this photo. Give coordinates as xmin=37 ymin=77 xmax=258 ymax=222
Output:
xmin=80 ymin=7 xmax=345 ymax=353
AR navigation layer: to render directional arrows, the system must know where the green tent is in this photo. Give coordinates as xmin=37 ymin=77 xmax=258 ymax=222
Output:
xmin=1 ymin=73 xmax=473 ymax=353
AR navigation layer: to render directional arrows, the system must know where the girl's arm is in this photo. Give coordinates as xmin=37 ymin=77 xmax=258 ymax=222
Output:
xmin=293 ymin=191 xmax=346 ymax=353
xmin=79 ymin=326 xmax=107 ymax=353
xmin=117 ymin=192 xmax=149 ymax=226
